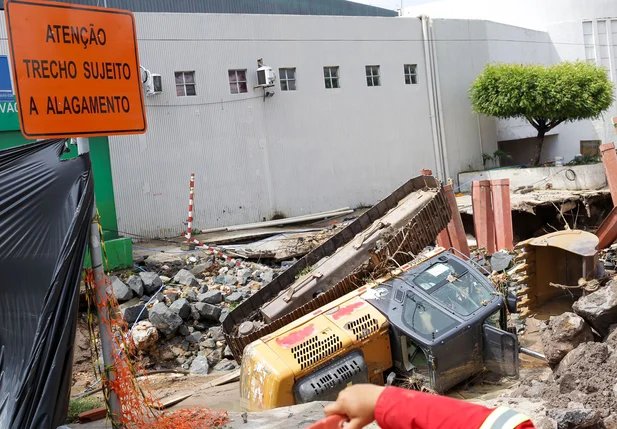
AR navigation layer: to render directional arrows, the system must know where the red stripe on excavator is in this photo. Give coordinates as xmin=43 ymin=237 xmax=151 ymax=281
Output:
xmin=275 ymin=324 xmax=316 ymax=348
xmin=331 ymin=301 xmax=365 ymax=320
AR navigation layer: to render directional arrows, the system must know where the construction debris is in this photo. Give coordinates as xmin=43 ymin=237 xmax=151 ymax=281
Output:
xmin=457 ymin=188 xmax=610 ymax=215
xmin=540 ymin=312 xmax=594 ymax=366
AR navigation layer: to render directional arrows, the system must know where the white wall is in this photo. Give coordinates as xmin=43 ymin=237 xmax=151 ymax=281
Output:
xmin=406 ymin=0 xmax=617 ymax=31
xmin=107 ymin=13 xmax=439 ymax=237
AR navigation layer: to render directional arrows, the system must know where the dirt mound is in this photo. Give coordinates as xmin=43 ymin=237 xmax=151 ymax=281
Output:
xmin=548 ymin=342 xmax=617 ymax=416
xmin=511 ymin=340 xmax=617 ymax=425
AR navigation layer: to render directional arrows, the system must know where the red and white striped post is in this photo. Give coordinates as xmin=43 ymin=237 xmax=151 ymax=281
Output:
xmin=186 ymin=173 xmax=195 ymax=243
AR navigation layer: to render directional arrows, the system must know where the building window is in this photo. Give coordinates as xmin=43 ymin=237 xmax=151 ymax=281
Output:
xmin=580 ymin=140 xmax=601 ymax=157
xmin=175 ymin=71 xmax=196 ymax=97
xmin=324 ymin=66 xmax=340 ymax=89
xmin=229 ymin=69 xmax=248 ymax=94
xmin=365 ymin=65 xmax=380 ymax=87
xmin=279 ymin=68 xmax=297 ymax=91
xmin=404 ymin=64 xmax=418 ymax=84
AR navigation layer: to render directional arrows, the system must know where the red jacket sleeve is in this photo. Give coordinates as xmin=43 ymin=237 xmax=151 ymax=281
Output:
xmin=374 ymin=387 xmax=535 ymax=429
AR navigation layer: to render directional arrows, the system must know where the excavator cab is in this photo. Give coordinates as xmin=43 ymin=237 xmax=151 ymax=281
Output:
xmin=365 ymin=252 xmax=518 ymax=393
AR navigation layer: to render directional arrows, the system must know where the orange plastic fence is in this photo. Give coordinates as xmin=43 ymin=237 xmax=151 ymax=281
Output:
xmin=84 ymin=269 xmax=229 ymax=428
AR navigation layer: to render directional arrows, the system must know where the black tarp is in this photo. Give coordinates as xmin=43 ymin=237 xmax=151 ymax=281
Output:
xmin=0 ymin=139 xmax=94 ymax=429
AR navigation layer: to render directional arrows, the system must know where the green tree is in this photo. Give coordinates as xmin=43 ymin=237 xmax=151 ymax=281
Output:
xmin=469 ymin=62 xmax=614 ymax=166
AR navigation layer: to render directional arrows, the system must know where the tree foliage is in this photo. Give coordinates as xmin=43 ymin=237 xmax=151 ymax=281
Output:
xmin=469 ymin=61 xmax=614 ymax=165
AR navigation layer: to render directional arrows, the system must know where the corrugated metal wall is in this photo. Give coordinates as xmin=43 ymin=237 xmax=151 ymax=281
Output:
xmin=108 ymin=13 xmax=438 ymax=238
xmin=3 ymin=0 xmax=397 ymax=16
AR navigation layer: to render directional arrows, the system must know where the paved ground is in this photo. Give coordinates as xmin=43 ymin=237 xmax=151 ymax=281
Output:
xmin=66 ymin=401 xmax=382 ymax=429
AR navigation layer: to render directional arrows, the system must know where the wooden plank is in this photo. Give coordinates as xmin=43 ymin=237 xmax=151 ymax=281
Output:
xmin=205 ymin=368 xmax=241 ymax=388
xmin=78 ymin=407 xmax=107 ymax=423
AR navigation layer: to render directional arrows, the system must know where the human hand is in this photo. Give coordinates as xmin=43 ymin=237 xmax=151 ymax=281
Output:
xmin=323 ymin=384 xmax=386 ymax=429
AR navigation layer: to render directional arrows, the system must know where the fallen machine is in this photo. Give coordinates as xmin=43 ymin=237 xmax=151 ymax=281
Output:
xmin=240 ymin=249 xmax=518 ymax=410
xmin=223 ymin=175 xmax=452 ymax=362
xmin=221 ymin=175 xmax=518 ymax=410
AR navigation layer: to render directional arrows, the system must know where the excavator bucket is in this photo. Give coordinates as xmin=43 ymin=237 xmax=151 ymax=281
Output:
xmin=514 ymin=230 xmax=599 ymax=317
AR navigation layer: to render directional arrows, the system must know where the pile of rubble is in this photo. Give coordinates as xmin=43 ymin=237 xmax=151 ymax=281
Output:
xmin=110 ymin=251 xmax=279 ymax=375
xmin=499 ymin=280 xmax=617 ymax=429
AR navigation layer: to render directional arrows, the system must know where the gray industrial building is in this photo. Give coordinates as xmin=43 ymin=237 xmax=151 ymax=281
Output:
xmin=1 ymin=0 xmax=615 ymax=238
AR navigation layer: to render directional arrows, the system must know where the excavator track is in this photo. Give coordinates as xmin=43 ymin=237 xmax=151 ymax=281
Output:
xmin=223 ymin=175 xmax=451 ymax=362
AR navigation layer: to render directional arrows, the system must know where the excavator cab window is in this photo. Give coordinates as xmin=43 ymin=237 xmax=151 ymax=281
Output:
xmin=402 ymin=293 xmax=457 ymax=340
xmin=413 ymin=261 xmax=494 ymax=317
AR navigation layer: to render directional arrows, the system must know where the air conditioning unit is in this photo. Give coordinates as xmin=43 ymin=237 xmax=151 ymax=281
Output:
xmin=256 ymin=65 xmax=276 ymax=88
xmin=141 ymin=67 xmax=162 ymax=96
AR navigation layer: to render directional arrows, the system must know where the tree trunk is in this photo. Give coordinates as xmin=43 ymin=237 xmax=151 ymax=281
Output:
xmin=532 ymin=131 xmax=546 ymax=166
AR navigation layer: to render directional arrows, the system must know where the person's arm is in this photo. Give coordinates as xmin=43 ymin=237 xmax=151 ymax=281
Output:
xmin=324 ymin=384 xmax=535 ymax=429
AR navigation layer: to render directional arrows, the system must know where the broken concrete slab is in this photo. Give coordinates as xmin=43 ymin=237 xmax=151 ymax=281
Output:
xmin=541 ymin=312 xmax=594 ymax=366
xmin=573 ymin=280 xmax=617 ymax=336
xmin=457 ymin=189 xmax=610 ymax=215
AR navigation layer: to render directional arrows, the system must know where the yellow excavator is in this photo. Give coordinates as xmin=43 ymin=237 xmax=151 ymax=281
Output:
xmin=239 ymin=248 xmax=519 ymax=410
xmin=222 ymin=176 xmax=524 ymax=411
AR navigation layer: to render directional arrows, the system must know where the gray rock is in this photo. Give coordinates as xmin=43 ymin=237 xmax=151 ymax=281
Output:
xmin=209 ymin=326 xmax=225 ymax=340
xmin=139 ymin=272 xmax=163 ymax=294
xmin=261 ymin=270 xmax=274 ymax=283
xmin=193 ymin=321 xmax=209 ymax=331
xmin=169 ymin=298 xmax=191 ymax=320
xmin=224 ymin=345 xmax=234 ymax=358
xmin=207 ymin=348 xmax=223 ymax=366
xmin=214 ymin=275 xmax=226 ymax=284
xmin=490 ymin=251 xmax=514 ymax=272
xmin=225 ymin=275 xmax=237 ymax=285
xmin=202 ymin=338 xmax=217 ymax=349
xmin=198 ymin=284 xmax=209 ymax=294
xmin=547 ymin=408 xmax=601 ymax=429
xmin=149 ymin=302 xmax=183 ymax=336
xmin=185 ymin=289 xmax=198 ymax=302
xmin=191 ymin=262 xmax=212 ymax=276
xmin=540 ymin=312 xmax=594 ymax=366
xmin=198 ymin=290 xmax=223 ymax=305
xmin=219 ymin=308 xmax=230 ymax=323
xmin=186 ymin=332 xmax=203 ymax=343
xmin=214 ymin=358 xmax=238 ymax=371
xmin=194 ymin=302 xmax=222 ymax=322
xmin=189 ymin=355 xmax=210 ymax=375
xmin=127 ymin=275 xmax=144 ymax=297
xmin=178 ymin=324 xmax=190 ymax=336
xmin=123 ymin=304 xmax=148 ymax=324
xmin=236 ymin=268 xmax=252 ymax=285
xmin=573 ymin=280 xmax=617 ymax=336
xmin=225 ymin=292 xmax=243 ymax=304
xmin=110 ymin=276 xmax=133 ymax=302
xmin=174 ymin=269 xmax=200 ymax=288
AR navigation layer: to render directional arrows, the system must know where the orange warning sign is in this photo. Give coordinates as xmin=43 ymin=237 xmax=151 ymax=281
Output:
xmin=4 ymin=0 xmax=147 ymax=138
